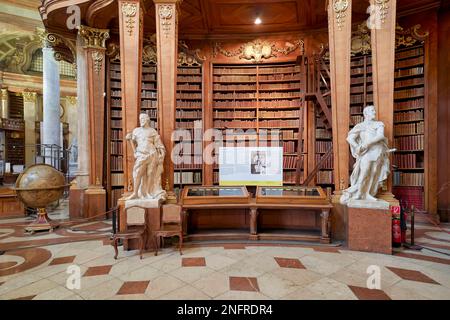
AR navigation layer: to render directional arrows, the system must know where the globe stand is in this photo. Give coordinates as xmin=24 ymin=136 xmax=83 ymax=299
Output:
xmin=24 ymin=208 xmax=60 ymax=234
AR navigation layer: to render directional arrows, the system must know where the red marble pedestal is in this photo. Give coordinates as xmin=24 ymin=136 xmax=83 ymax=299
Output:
xmin=346 ymin=206 xmax=392 ymax=254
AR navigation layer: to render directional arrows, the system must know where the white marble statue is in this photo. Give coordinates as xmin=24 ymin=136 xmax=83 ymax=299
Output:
xmin=341 ymin=105 xmax=396 ymax=205
xmin=125 ymin=113 xmax=167 ymax=201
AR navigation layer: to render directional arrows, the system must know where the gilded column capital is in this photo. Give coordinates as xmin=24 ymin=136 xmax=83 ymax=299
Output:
xmin=66 ymin=96 xmax=77 ymax=105
xmin=22 ymin=91 xmax=37 ymax=103
xmin=0 ymin=89 xmax=8 ymax=101
xmin=78 ymin=25 xmax=110 ymax=49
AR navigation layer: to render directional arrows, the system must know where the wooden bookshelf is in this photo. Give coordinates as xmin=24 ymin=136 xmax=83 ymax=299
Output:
xmin=212 ymin=62 xmax=305 ymax=185
xmin=392 ymin=44 xmax=426 ymax=210
xmin=107 ymin=60 xmax=124 ymax=207
xmin=174 ymin=65 xmax=203 ymax=195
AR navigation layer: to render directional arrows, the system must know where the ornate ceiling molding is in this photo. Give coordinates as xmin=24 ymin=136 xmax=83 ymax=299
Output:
xmin=86 ymin=0 xmax=116 ymax=27
xmin=78 ymin=25 xmax=110 ymax=49
xmin=65 ymin=96 xmax=77 ymax=105
xmin=213 ymin=39 xmax=304 ymax=63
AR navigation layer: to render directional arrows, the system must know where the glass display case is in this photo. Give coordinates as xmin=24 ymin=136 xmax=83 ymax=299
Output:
xmin=181 ymin=186 xmax=250 ymax=205
xmin=256 ymin=186 xmax=329 ymax=204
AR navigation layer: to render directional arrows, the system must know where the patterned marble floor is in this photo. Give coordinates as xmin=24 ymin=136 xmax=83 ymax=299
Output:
xmin=0 ymin=209 xmax=449 ymax=300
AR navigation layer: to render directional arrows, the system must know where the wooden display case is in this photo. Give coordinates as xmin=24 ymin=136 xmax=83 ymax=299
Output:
xmin=181 ymin=186 xmax=249 ymax=205
xmin=256 ymin=186 xmax=328 ymax=205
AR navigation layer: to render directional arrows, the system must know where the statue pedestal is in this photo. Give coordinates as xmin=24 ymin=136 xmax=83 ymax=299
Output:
xmin=118 ymin=197 xmax=163 ymax=251
xmin=345 ymin=200 xmax=392 ymax=254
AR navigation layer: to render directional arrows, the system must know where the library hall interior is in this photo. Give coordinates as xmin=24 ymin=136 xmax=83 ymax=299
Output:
xmin=0 ymin=0 xmax=450 ymax=302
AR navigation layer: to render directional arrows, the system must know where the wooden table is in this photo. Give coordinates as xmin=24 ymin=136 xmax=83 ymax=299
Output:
xmin=181 ymin=199 xmax=332 ymax=244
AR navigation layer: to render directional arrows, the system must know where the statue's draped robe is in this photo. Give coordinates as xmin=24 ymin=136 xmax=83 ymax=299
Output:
xmin=131 ymin=127 xmax=166 ymax=199
xmin=342 ymin=121 xmax=390 ymax=202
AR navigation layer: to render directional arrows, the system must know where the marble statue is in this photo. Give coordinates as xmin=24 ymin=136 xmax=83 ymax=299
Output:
xmin=125 ymin=113 xmax=167 ymax=201
xmin=341 ymin=105 xmax=396 ymax=205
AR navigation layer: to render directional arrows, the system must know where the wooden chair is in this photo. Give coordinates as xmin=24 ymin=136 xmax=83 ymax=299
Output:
xmin=153 ymin=204 xmax=183 ymax=256
xmin=112 ymin=205 xmax=148 ymax=259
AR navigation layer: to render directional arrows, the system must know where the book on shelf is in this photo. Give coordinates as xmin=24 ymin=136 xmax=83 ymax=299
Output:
xmin=394 ymin=122 xmax=424 ymax=136
xmin=395 ymin=47 xmax=424 ymax=59
xmin=316 ymin=141 xmax=332 ymax=153
xmin=174 ymin=171 xmax=202 ymax=184
xmin=283 ymin=171 xmax=303 ymax=184
xmin=394 ymin=87 xmax=424 ymax=99
xmin=177 ymin=92 xmax=202 ymax=99
xmin=213 ymin=110 xmax=255 ymax=118
xmin=259 ymin=110 xmax=300 ymax=118
xmin=394 ymin=110 xmax=423 ymax=122
xmin=111 ymin=173 xmax=124 ymax=186
xmin=213 ymin=84 xmax=256 ymax=90
xmin=259 ymin=119 xmax=300 ymax=128
xmin=316 ymin=171 xmax=334 ymax=184
xmin=259 ymin=100 xmax=301 ymax=108
xmin=213 ymin=75 xmax=256 ymax=82
xmin=315 ymin=154 xmax=333 ymax=169
xmin=395 ymin=56 xmax=424 ymax=69
xmin=110 ymin=141 xmax=123 ymax=154
xmin=110 ymin=155 xmax=123 ymax=171
xmin=393 ymin=135 xmax=424 ymax=150
xmin=315 ymin=128 xmax=332 ymax=139
xmin=110 ymin=129 xmax=122 ymax=140
xmin=395 ymin=66 xmax=423 ymax=78
xmin=213 ymin=120 xmax=256 ymax=128
xmin=178 ymin=75 xmax=202 ymax=82
xmin=283 ymin=155 xmax=298 ymax=169
xmin=350 ymin=115 xmax=364 ymax=126
xmin=392 ymin=153 xmax=423 ymax=169
xmin=393 ymin=172 xmax=424 ymax=186
xmin=283 ymin=141 xmax=295 ymax=153
xmin=178 ymin=67 xmax=201 ymax=75
xmin=395 ymin=98 xmax=424 ymax=111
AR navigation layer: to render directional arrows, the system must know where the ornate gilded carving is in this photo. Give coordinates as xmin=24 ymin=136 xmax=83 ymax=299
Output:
xmin=106 ymin=42 xmax=120 ymax=62
xmin=374 ymin=0 xmax=390 ymax=24
xmin=37 ymin=29 xmax=77 ymax=63
xmin=178 ymin=41 xmax=205 ymax=66
xmin=1 ymin=89 xmax=8 ymax=101
xmin=159 ymin=4 xmax=174 ymax=38
xmin=213 ymin=39 xmax=304 ymax=63
xmin=121 ymin=2 xmax=137 ymax=36
xmin=91 ymin=51 xmax=104 ymax=74
xmin=395 ymin=24 xmax=429 ymax=48
xmin=351 ymin=22 xmax=371 ymax=55
xmin=333 ymin=0 xmax=349 ymax=31
xmin=22 ymin=91 xmax=37 ymax=103
xmin=78 ymin=26 xmax=110 ymax=49
xmin=143 ymin=44 xmax=157 ymax=65
xmin=66 ymin=96 xmax=77 ymax=105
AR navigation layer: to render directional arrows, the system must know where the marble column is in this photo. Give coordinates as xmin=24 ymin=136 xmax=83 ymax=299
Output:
xmin=154 ymin=0 xmax=180 ymax=190
xmin=118 ymin=0 xmax=144 ymax=194
xmin=65 ymin=96 xmax=78 ymax=176
xmin=370 ymin=0 xmax=397 ymax=195
xmin=74 ymin=34 xmax=89 ymax=188
xmin=22 ymin=91 xmax=38 ymax=167
xmin=327 ymin=0 xmax=352 ymax=191
xmin=42 ymin=45 xmax=61 ymax=167
xmin=0 ymin=89 xmax=8 ymax=119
